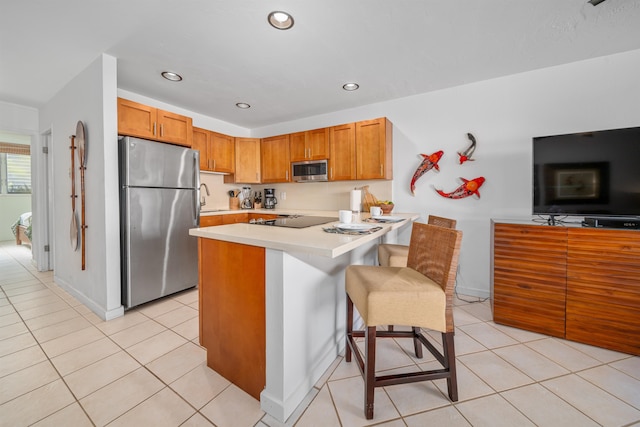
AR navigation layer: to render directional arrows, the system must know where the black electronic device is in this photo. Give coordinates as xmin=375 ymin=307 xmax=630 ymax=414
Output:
xmin=532 ymin=126 xmax=640 ymax=221
xmin=582 ymin=217 xmax=640 ymax=230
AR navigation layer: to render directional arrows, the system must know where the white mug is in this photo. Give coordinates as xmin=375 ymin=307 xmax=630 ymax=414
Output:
xmin=339 ymin=210 xmax=352 ymax=224
xmin=370 ymin=206 xmax=382 ymax=217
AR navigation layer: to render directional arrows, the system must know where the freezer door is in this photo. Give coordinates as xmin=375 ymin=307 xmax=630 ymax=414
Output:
xmin=120 ymin=136 xmax=199 ymax=189
xmin=122 ymin=187 xmax=198 ymax=308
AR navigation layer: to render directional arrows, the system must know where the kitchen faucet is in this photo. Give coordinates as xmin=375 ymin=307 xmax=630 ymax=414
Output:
xmin=199 ymin=183 xmax=210 ymax=207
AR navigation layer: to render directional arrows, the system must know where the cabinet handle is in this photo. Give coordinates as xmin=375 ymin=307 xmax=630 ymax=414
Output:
xmin=380 ymin=164 xmax=383 ymax=176
xmin=160 ymin=124 xmax=164 ymax=137
xmin=256 ymin=172 xmax=259 ymax=181
xmin=212 ymin=159 xmax=216 ymax=170
xmin=286 ymin=170 xmax=289 ymax=180
xmin=330 ymin=167 xmax=333 ymax=179
xmin=153 ymin=122 xmax=157 ymax=136
xmin=306 ymin=148 xmax=310 ymax=158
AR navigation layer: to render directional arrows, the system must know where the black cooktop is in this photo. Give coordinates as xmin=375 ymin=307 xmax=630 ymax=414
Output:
xmin=253 ymin=215 xmax=337 ymax=228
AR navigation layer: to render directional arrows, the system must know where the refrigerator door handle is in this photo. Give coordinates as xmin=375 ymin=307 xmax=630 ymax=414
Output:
xmin=194 ymin=152 xmax=200 ymax=226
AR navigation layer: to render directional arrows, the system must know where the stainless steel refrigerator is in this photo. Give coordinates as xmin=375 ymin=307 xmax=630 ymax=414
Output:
xmin=119 ymin=136 xmax=200 ymax=309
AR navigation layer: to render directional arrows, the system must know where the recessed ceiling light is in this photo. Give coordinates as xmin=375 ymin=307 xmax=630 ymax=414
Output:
xmin=268 ymin=11 xmax=294 ymax=30
xmin=161 ymin=71 xmax=182 ymax=82
xmin=588 ymin=0 xmax=606 ymax=5
xmin=343 ymin=83 xmax=359 ymax=91
xmin=236 ymin=102 xmax=251 ymax=109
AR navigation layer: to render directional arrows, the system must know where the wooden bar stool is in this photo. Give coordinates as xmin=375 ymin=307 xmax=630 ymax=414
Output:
xmin=345 ymin=222 xmax=462 ymax=419
xmin=377 ymin=215 xmax=457 ymax=267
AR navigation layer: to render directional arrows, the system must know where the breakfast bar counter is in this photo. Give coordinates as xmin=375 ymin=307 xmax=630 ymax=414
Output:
xmin=190 ymin=211 xmax=417 ymax=422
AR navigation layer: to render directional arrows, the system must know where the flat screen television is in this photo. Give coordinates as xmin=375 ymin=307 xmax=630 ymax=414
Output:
xmin=533 ymin=126 xmax=640 ymax=220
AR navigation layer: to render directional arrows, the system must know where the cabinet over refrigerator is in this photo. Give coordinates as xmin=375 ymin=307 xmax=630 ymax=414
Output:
xmin=119 ymin=136 xmax=200 ymax=309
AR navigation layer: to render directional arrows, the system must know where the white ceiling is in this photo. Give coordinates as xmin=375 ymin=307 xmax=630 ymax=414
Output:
xmin=2 ymin=0 xmax=640 ymax=129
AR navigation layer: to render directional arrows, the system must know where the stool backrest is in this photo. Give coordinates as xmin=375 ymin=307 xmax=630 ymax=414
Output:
xmin=427 ymin=215 xmax=457 ymax=229
xmin=406 ymin=223 xmax=462 ymax=331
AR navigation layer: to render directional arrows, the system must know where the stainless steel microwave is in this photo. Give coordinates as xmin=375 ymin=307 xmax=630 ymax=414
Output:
xmin=291 ymin=159 xmax=328 ymax=182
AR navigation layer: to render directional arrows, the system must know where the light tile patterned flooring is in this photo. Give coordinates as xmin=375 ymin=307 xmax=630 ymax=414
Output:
xmin=1 ymin=241 xmax=639 ymax=427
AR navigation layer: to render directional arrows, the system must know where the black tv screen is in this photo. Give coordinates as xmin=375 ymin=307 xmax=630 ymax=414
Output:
xmin=533 ymin=126 xmax=640 ymax=218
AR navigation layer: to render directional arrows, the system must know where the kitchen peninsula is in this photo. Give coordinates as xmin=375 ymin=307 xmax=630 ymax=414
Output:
xmin=190 ymin=210 xmax=417 ymax=422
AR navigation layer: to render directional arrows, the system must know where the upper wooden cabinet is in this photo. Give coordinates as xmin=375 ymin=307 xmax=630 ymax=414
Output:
xmin=117 ymin=98 xmax=193 ymax=147
xmin=210 ymin=132 xmax=235 ymax=174
xmin=261 ymin=134 xmax=291 ymax=183
xmin=193 ymin=127 xmax=235 ymax=174
xmin=192 ymin=127 xmax=210 ymax=171
xmin=226 ymin=138 xmax=261 ymax=184
xmin=289 ymin=128 xmax=330 ymax=162
xmin=329 ymin=123 xmax=356 ymax=181
xmin=355 ymin=118 xmax=392 ymax=180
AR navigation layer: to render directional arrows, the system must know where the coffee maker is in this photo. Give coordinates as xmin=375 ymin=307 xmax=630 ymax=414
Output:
xmin=264 ymin=188 xmax=277 ymax=209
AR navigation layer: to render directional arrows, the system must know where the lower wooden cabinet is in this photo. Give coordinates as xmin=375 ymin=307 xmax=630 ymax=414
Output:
xmin=492 ymin=221 xmax=640 ymax=355
xmin=492 ymin=223 xmax=567 ymax=337
xmin=199 ymin=215 xmax=223 ymax=227
xmin=565 ymin=228 xmax=640 ymax=355
xmin=222 ymin=213 xmax=249 ymax=224
xmin=198 ymin=238 xmax=265 ymax=399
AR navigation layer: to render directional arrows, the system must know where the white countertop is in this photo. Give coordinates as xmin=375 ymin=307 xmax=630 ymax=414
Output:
xmin=190 ymin=210 xmax=418 ymax=258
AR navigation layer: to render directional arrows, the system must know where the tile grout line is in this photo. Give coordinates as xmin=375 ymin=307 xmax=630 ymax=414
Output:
xmin=0 ymin=251 xmax=98 ymax=426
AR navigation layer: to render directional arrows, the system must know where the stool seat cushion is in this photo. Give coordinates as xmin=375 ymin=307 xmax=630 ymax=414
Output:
xmin=346 ymin=265 xmax=446 ymax=331
xmin=377 ymin=244 xmax=409 ymax=267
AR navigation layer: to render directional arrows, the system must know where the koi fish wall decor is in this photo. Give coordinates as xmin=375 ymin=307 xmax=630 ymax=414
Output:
xmin=436 ymin=176 xmax=486 ymax=199
xmin=410 ymin=150 xmax=443 ymax=196
xmin=457 ymin=133 xmax=477 ymax=164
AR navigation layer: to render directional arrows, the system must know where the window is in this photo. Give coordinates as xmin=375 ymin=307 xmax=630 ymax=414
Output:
xmin=0 ymin=143 xmax=31 ymax=194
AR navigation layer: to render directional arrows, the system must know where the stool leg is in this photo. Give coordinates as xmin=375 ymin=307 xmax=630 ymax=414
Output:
xmin=346 ymin=295 xmax=354 ymax=362
xmin=442 ymin=332 xmax=458 ymax=401
xmin=412 ymin=327 xmax=423 ymax=358
xmin=364 ymin=326 xmax=376 ymax=420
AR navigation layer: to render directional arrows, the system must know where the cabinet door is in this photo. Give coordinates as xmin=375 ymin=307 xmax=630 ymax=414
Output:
xmin=199 ymin=215 xmax=223 ymax=227
xmin=230 ymin=138 xmax=261 ymax=184
xmin=210 ymin=132 xmax=235 ymax=174
xmin=222 ymin=213 xmax=249 ymax=224
xmin=290 ymin=129 xmax=329 ymax=162
xmin=117 ymin=98 xmax=156 ymax=139
xmin=329 ymin=123 xmax=356 ymax=181
xmin=157 ymin=109 xmax=193 ymax=147
xmin=492 ymin=223 xmax=567 ymax=337
xmin=261 ymin=134 xmax=291 ymax=183
xmin=289 ymin=132 xmax=307 ymax=162
xmin=356 ymin=118 xmax=392 ymax=180
xmin=566 ymin=228 xmax=640 ymax=355
xmin=307 ymin=127 xmax=329 ymax=159
xmin=192 ymin=127 xmax=211 ymax=171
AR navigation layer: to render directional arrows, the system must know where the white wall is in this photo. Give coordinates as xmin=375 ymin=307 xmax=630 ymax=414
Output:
xmin=39 ymin=54 xmax=123 ymax=320
xmin=0 ymin=101 xmax=38 ymax=251
xmin=252 ymin=49 xmax=640 ymax=297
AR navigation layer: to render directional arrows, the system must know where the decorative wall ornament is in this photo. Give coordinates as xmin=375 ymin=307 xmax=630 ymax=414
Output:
xmin=457 ymin=133 xmax=477 ymax=164
xmin=410 ymin=150 xmax=443 ymax=196
xmin=436 ymin=176 xmax=486 ymax=199
xmin=75 ymin=120 xmax=87 ymax=270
